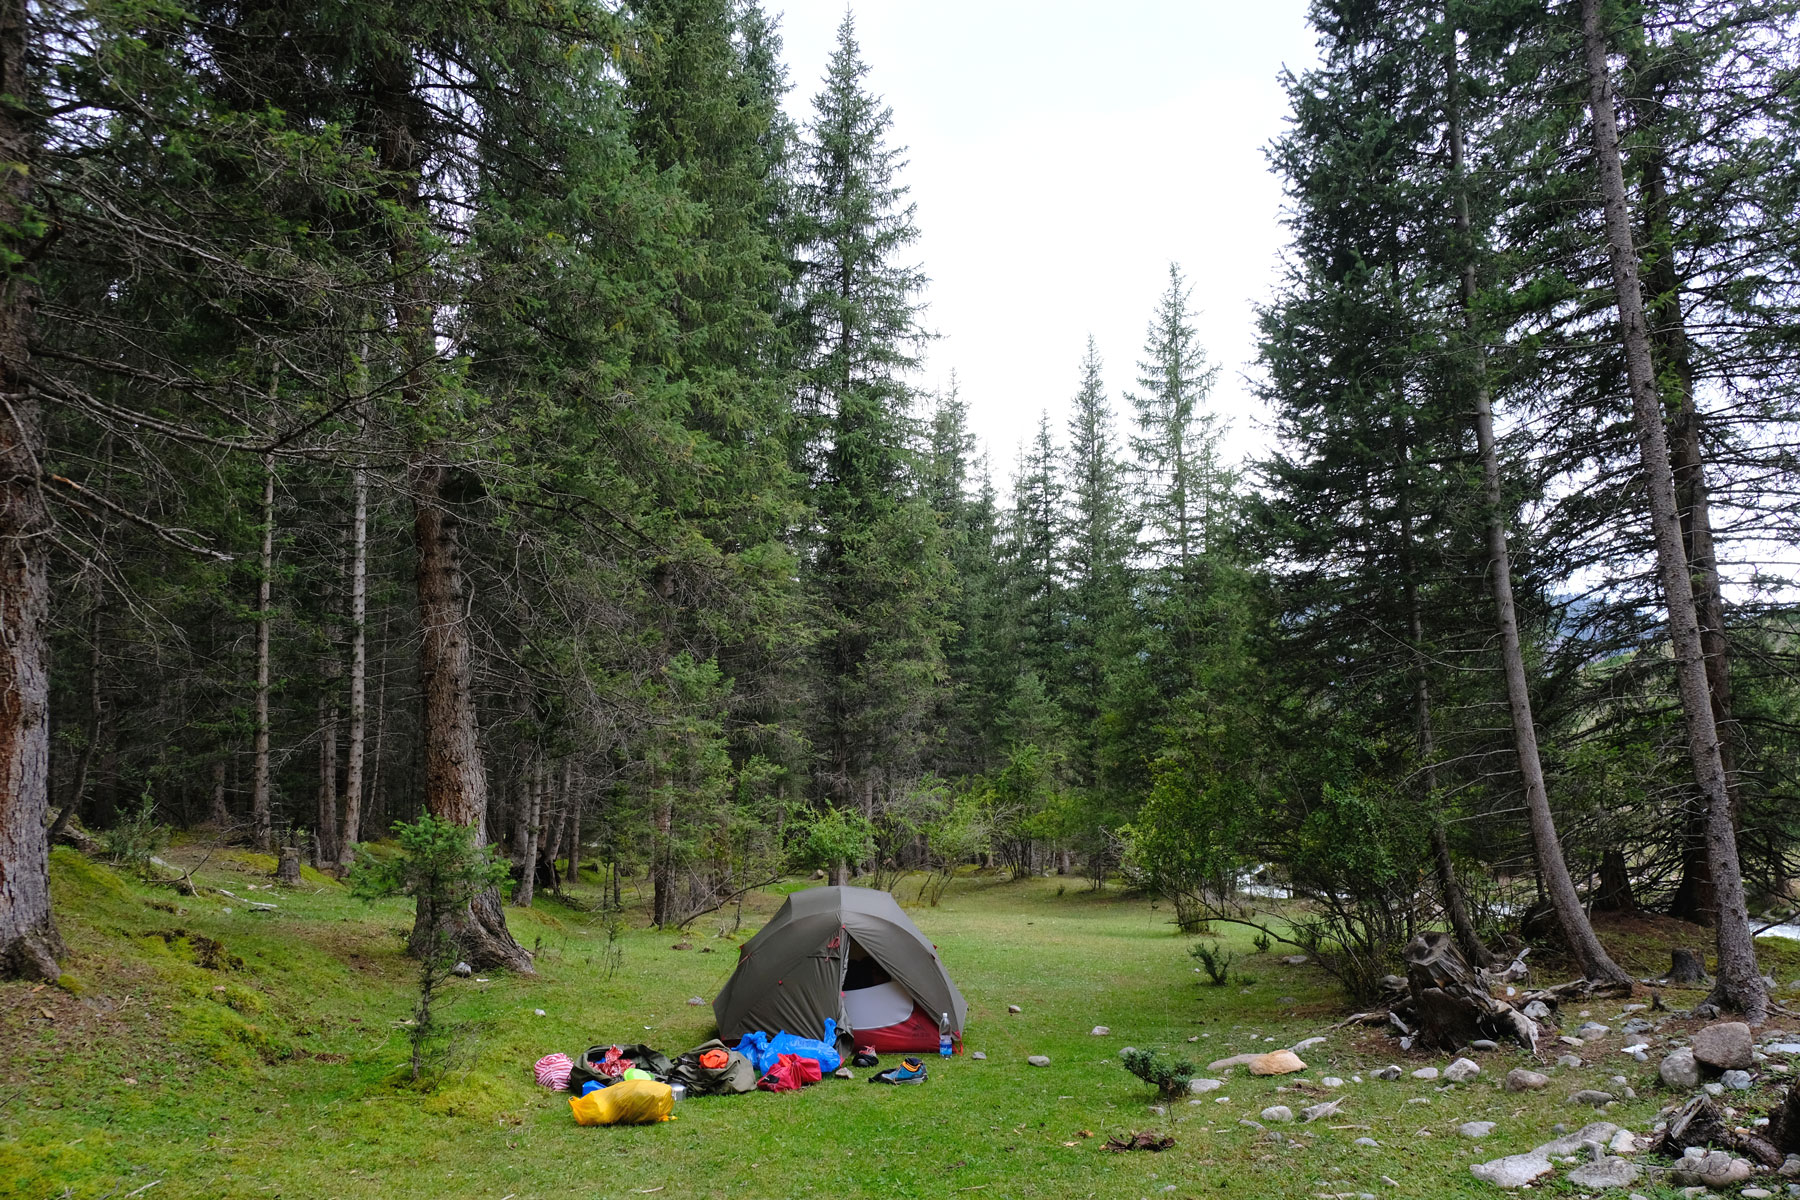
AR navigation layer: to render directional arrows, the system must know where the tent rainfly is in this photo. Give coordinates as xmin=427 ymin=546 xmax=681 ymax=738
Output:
xmin=712 ymin=886 xmax=968 ymax=1054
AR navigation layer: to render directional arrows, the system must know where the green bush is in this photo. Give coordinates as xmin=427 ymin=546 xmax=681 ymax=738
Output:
xmin=1119 ymin=1047 xmax=1196 ymax=1099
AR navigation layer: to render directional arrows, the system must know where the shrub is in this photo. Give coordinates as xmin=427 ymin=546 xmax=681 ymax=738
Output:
xmin=1190 ymin=941 xmax=1235 ymax=986
xmin=1119 ymin=1047 xmax=1196 ymax=1099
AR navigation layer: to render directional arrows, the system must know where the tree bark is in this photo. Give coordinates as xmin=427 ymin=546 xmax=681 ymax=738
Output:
xmin=651 ymin=765 xmax=672 ymax=927
xmin=1446 ymin=20 xmax=1630 ymax=987
xmin=537 ymin=757 xmax=566 ymax=892
xmin=315 ymin=681 xmax=339 ymax=866
xmin=0 ymin=0 xmax=61 ymax=980
xmin=209 ymin=758 xmax=229 ymax=828
xmin=1579 ymin=0 xmax=1764 ymax=1020
xmin=251 ymin=449 xmax=275 ymax=852
xmin=338 ymin=457 xmax=368 ymax=866
xmin=560 ymin=759 xmax=580 ymax=889
xmin=514 ymin=759 xmax=542 ymax=909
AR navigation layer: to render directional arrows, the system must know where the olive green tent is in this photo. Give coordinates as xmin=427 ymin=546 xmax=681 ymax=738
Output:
xmin=712 ymin=886 xmax=968 ymax=1052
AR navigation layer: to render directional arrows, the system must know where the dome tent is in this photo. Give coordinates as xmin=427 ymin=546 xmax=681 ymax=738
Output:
xmin=713 ymin=886 xmax=968 ymax=1054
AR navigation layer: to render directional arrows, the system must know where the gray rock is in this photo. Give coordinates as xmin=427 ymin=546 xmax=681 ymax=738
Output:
xmin=1660 ymin=1047 xmax=1701 ymax=1089
xmin=1320 ymin=1076 xmax=1344 ymax=1088
xmin=1090 ymin=1025 xmax=1109 ymax=1036
xmin=1571 ymin=1089 xmax=1616 ymax=1107
xmin=1523 ymin=999 xmax=1553 ymax=1021
xmin=685 ymin=995 xmax=705 ymax=1006
xmin=1722 ymin=1068 xmax=1753 ymax=1090
xmin=1567 ymin=1157 xmax=1640 ymax=1189
xmin=1026 ymin=1055 xmax=1050 ymax=1067
xmin=1470 ymin=1039 xmax=1500 ymax=1052
xmin=1579 ymin=1022 xmax=1612 ymax=1041
xmin=1354 ymin=1136 xmax=1380 ymax=1148
xmin=1506 ymin=1068 xmax=1551 ymax=1092
xmin=1704 ymin=1081 xmax=1725 ymax=1096
xmin=1188 ymin=1077 xmax=1221 ymax=1093
xmin=452 ymin=961 xmax=473 ymax=977
xmin=1260 ymin=1104 xmax=1294 ymax=1123
xmin=1238 ymin=1118 xmax=1263 ymax=1130
xmin=1148 ymin=1104 xmax=1165 ymax=1115
xmin=1471 ymin=1151 xmax=1556 ymax=1188
xmin=1283 ymin=954 xmax=1310 ymax=965
xmin=1459 ymin=1121 xmax=1496 ymax=1138
xmin=1412 ymin=1067 xmax=1440 ymax=1081
xmin=1670 ymin=1148 xmax=1753 ymax=1189
xmin=1444 ymin=1057 xmax=1481 ymax=1083
xmin=1372 ymin=1064 xmax=1402 ymax=1081
xmin=1767 ymin=1043 xmax=1800 ymax=1056
xmin=1608 ymin=1129 xmax=1638 ymax=1154
xmin=1691 ymin=1020 xmax=1754 ymax=1071
xmin=1291 ymin=1036 xmax=1327 ymax=1052
xmin=1781 ymin=1154 xmax=1800 ymax=1177
xmin=1557 ymin=1054 xmax=1584 ymax=1068
xmin=1007 ymin=1004 xmax=1021 ymax=1014
xmin=970 ymin=1051 xmax=986 ymax=1060
xmin=1620 ymin=1018 xmax=1653 ymax=1035
xmin=1744 ymin=1189 xmax=1775 ymax=1199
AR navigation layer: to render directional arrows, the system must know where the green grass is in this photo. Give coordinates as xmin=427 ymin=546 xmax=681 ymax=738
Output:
xmin=3 ymin=848 xmax=1795 ymax=1200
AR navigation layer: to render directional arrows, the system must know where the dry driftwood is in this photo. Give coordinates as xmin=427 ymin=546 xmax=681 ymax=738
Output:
xmin=1653 ymin=1093 xmax=1786 ymax=1166
xmin=1403 ymin=931 xmax=1540 ymax=1050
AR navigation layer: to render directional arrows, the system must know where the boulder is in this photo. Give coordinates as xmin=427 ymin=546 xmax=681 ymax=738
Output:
xmin=1187 ymin=1077 xmax=1221 ymax=1094
xmin=1659 ymin=1047 xmax=1700 ymax=1089
xmin=1565 ymin=1157 xmax=1640 ymax=1189
xmin=1578 ymin=1022 xmax=1612 ymax=1041
xmin=1556 ymin=1054 xmax=1583 ymax=1068
xmin=1470 ymin=1121 xmax=1619 ymax=1187
xmin=1692 ymin=1021 xmax=1754 ymax=1071
xmin=1669 ymin=1148 xmax=1753 ymax=1189
xmin=1570 ymin=1089 xmax=1615 ymax=1108
xmin=1505 ymin=1068 xmax=1550 ymax=1092
xmin=1260 ymin=1105 xmax=1294 ymax=1123
xmin=1027 ymin=1055 xmax=1050 ymax=1067
xmin=1412 ymin=1067 xmax=1440 ymax=1081
xmin=1444 ymin=1057 xmax=1481 ymax=1083
xmin=1722 ymin=1069 xmax=1753 ymax=1090
xmin=1320 ymin=1076 xmax=1344 ymax=1088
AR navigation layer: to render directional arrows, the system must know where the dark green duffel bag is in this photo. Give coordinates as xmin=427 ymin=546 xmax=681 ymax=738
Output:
xmin=667 ymin=1038 xmax=755 ymax=1096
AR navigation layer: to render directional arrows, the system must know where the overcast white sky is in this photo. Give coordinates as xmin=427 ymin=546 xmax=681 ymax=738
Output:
xmin=770 ymin=1 xmax=1323 ymax=482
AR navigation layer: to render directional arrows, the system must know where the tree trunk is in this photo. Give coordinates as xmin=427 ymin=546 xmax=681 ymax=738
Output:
xmin=0 ymin=0 xmax=61 ymax=979
xmin=210 ymin=758 xmax=228 ymax=827
xmin=514 ymin=759 xmax=542 ymax=909
xmin=339 ymin=459 xmax=368 ymax=866
xmin=315 ymin=683 xmax=339 ymax=867
xmin=1594 ymin=847 xmax=1636 ymax=913
xmin=651 ymin=767 xmax=672 ymax=927
xmin=276 ymin=844 xmax=301 ymax=886
xmin=251 ymin=450 xmax=275 ymax=852
xmin=1668 ymin=947 xmax=1708 ymax=985
xmin=50 ymin=580 xmax=104 ymax=843
xmin=1580 ymin=0 xmax=1764 ymax=1021
xmin=1445 ymin=23 xmax=1630 ymax=988
xmin=561 ymin=761 xmax=580 ymax=889
xmin=538 ymin=758 xmax=566 ymax=892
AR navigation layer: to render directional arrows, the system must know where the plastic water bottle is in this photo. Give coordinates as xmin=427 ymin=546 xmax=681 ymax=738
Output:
xmin=939 ymin=1013 xmax=952 ymax=1057
xmin=669 ymin=1083 xmax=687 ymax=1103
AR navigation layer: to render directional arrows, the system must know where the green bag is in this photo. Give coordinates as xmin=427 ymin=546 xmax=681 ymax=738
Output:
xmin=668 ymin=1038 xmax=756 ymax=1096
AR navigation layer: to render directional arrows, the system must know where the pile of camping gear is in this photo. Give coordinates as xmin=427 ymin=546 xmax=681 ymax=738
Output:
xmin=532 ymin=887 xmax=967 ymax=1125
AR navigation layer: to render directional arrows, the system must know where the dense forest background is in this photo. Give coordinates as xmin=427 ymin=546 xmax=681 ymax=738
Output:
xmin=0 ymin=0 xmax=1796 ymax=1018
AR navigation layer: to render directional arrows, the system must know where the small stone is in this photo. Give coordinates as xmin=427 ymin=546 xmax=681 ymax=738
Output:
xmin=1291 ymin=1036 xmax=1326 ymax=1052
xmin=1470 ymin=1039 xmax=1499 ymax=1052
xmin=1608 ymin=1129 xmax=1638 ymax=1154
xmin=1507 ymin=1068 xmax=1551 ymax=1092
xmin=1721 ymin=1068 xmax=1753 ymax=1090
xmin=1767 ymin=1043 xmax=1800 ymax=1056
xmin=1355 ymin=1136 xmax=1380 ymax=1147
xmin=1567 ymin=1157 xmax=1640 ymax=1189
xmin=1372 ymin=1064 xmax=1402 ymax=1081
xmin=1283 ymin=955 xmax=1309 ymax=965
xmin=1239 ymin=1117 xmax=1264 ymax=1130
xmin=1579 ymin=1022 xmax=1612 ymax=1041
xmin=1557 ymin=1054 xmax=1584 ymax=1068
xmin=1260 ymin=1104 xmax=1294 ymax=1123
xmin=1621 ymin=1042 xmax=1648 ymax=1055
xmin=1091 ymin=1026 xmax=1110 ymax=1036
xmin=1148 ymin=1104 xmax=1166 ymax=1115
xmin=1704 ymin=1081 xmax=1724 ymax=1096
xmin=1007 ymin=1004 xmax=1021 ymax=1014
xmin=1406 ymin=1097 xmax=1431 ymax=1105
xmin=452 ymin=961 xmax=473 ymax=977
xmin=1320 ymin=1076 xmax=1344 ymax=1088
xmin=1571 ymin=1089 xmax=1615 ymax=1107
xmin=1743 ymin=1189 xmax=1775 ymax=1199
xmin=1411 ymin=1067 xmax=1440 ymax=1081
xmin=686 ymin=996 xmax=705 ymax=1006
xmin=1300 ymin=1099 xmax=1341 ymax=1122
xmin=1188 ymin=1077 xmax=1221 ymax=1094
xmin=1691 ymin=1021 xmax=1754 ymax=1071
xmin=533 ymin=1008 xmax=546 ymax=1017
xmin=1523 ymin=1000 xmax=1553 ymax=1021
xmin=1670 ymin=1148 xmax=1753 ymax=1189
xmin=833 ymin=1066 xmax=854 ymax=1079
xmin=1560 ymin=1035 xmax=1587 ymax=1047
xmin=1027 ymin=1055 xmax=1050 ymax=1067
xmin=1660 ymin=1047 xmax=1701 ymax=1089
xmin=1444 ymin=1057 xmax=1481 ymax=1083
xmin=1459 ymin=1121 xmax=1496 ymax=1138
xmin=1471 ymin=1152 xmax=1555 ymax=1188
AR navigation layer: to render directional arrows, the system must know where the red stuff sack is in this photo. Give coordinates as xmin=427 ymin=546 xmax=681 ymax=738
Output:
xmin=755 ymin=1053 xmax=823 ymax=1092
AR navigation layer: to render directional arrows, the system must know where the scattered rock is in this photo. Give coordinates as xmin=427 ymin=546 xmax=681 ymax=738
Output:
xmin=833 ymin=1066 xmax=854 ymax=1080
xmin=1355 ymin=1136 xmax=1380 ymax=1148
xmin=1506 ymin=1068 xmax=1551 ymax=1092
xmin=686 ymin=996 xmax=705 ymax=1006
xmin=1412 ymin=1067 xmax=1440 ymax=1081
xmin=1260 ymin=1105 xmax=1294 ymax=1123
xmin=1579 ymin=1022 xmax=1612 ymax=1041
xmin=1188 ymin=1077 xmax=1221 ymax=1094
xmin=1444 ymin=1057 xmax=1481 ymax=1083
xmin=1660 ymin=1047 xmax=1701 ymax=1090
xmin=1007 ymin=1004 xmax=1021 ymax=1014
xmin=1207 ymin=1052 xmax=1258 ymax=1072
xmin=1669 ymin=1148 xmax=1753 ymax=1189
xmin=1091 ymin=1026 xmax=1110 ymax=1036
xmin=1607 ymin=1129 xmax=1638 ymax=1154
xmin=533 ymin=1008 xmax=546 ymax=1017
xmin=1766 ymin=1043 xmax=1800 ymax=1056
xmin=1557 ymin=1054 xmax=1584 ymax=1069
xmin=1742 ymin=1188 xmax=1775 ymax=1199
xmin=1471 ymin=1039 xmax=1499 ymax=1052
xmin=1372 ymin=1065 xmax=1402 ymax=1081
xmin=1721 ymin=1069 xmax=1753 ymax=1090
xmin=1283 ymin=955 xmax=1310 ymax=965
xmin=971 ymin=1051 xmax=986 ymax=1060
xmin=1321 ymin=1076 xmax=1344 ymax=1088
xmin=1523 ymin=1000 xmax=1553 ymax=1021
xmin=1567 ymin=1157 xmax=1640 ymax=1189
xmin=1704 ymin=1081 xmax=1725 ymax=1096
xmin=1470 ymin=1122 xmax=1621 ymax=1190
xmin=452 ymin=961 xmax=473 ymax=977
xmin=1300 ymin=1099 xmax=1342 ymax=1123
xmin=1692 ymin=1021 xmax=1754 ymax=1071
xmin=1292 ymin=1036 xmax=1326 ymax=1052
xmin=1570 ymin=1089 xmax=1615 ymax=1108
xmin=1027 ymin=1055 xmax=1050 ymax=1067
xmin=1459 ymin=1121 xmax=1496 ymax=1138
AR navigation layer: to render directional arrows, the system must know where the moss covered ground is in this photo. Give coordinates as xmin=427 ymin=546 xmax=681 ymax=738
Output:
xmin=3 ymin=845 xmax=1798 ymax=1200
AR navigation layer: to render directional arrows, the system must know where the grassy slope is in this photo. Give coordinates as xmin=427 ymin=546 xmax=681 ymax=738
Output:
xmin=3 ymin=847 xmax=1797 ymax=1200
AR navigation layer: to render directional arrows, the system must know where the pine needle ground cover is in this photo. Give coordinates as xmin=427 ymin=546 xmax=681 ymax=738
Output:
xmin=4 ymin=848 xmax=1798 ymax=1200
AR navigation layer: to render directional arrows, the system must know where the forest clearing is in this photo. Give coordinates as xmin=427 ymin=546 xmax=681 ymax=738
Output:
xmin=4 ymin=846 xmax=1798 ymax=1200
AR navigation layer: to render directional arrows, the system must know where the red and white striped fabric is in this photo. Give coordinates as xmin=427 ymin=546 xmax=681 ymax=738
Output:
xmin=534 ymin=1052 xmax=573 ymax=1090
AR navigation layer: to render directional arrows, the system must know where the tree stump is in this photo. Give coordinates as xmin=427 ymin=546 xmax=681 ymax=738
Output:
xmin=276 ymin=845 xmax=301 ymax=886
xmin=1669 ymin=948 xmax=1708 ymax=984
xmin=1773 ymin=1084 xmax=1800 ymax=1156
xmin=1403 ymin=931 xmax=1539 ymax=1050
